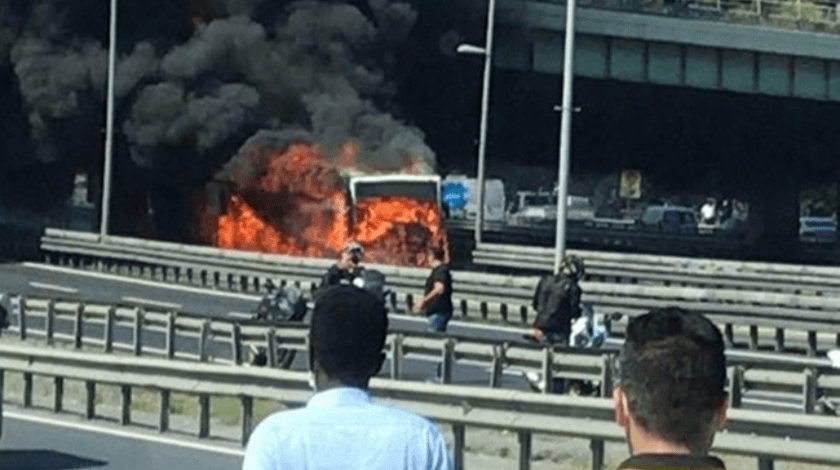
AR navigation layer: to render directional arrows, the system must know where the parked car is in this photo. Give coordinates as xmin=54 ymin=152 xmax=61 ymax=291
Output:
xmin=637 ymin=205 xmax=698 ymax=234
xmin=799 ymin=216 xmax=837 ymax=243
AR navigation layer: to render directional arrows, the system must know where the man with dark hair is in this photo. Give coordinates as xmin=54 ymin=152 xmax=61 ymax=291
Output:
xmin=613 ymin=307 xmax=728 ymax=470
xmin=243 ymin=285 xmax=453 ymax=470
xmin=416 ymin=247 xmax=453 ymax=333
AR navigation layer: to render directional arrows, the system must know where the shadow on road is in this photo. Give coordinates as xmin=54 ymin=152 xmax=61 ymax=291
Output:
xmin=0 ymin=450 xmax=107 ymax=469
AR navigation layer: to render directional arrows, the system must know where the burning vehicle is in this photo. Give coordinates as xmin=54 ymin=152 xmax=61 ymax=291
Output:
xmin=195 ymin=139 xmax=450 ymax=268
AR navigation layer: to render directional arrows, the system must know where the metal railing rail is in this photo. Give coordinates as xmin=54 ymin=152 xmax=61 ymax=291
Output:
xmin=38 ymin=230 xmax=840 ymax=356
xmin=473 ymin=242 xmax=840 ymax=293
xmin=8 ymin=296 xmax=613 ymax=390
xmin=7 ymin=295 xmax=840 ymax=414
xmin=2 ymin=343 xmax=840 ymax=470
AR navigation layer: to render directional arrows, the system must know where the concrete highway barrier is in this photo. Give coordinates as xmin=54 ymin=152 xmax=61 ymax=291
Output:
xmin=2 ymin=343 xmax=840 ymax=470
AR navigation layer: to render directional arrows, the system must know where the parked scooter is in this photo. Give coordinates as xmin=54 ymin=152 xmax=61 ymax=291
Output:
xmin=249 ymin=280 xmax=307 ymax=369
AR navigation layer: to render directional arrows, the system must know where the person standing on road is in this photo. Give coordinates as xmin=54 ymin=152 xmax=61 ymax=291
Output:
xmin=416 ymin=248 xmax=453 ymax=333
xmin=613 ymin=307 xmax=728 ymax=470
xmin=243 ymin=285 xmax=453 ymax=470
xmin=319 ymin=242 xmax=365 ymax=291
xmin=530 ymin=256 xmax=584 ymax=346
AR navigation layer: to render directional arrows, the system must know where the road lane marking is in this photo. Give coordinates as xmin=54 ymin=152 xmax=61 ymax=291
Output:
xmin=4 ymin=411 xmax=246 ymax=457
xmin=121 ymin=296 xmax=182 ymax=310
xmin=22 ymin=262 xmax=261 ymax=301
xmin=28 ymin=282 xmax=79 ymax=294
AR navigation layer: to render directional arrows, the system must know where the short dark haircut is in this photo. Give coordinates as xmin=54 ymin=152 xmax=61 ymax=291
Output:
xmin=310 ymin=285 xmax=388 ymax=386
xmin=431 ymin=247 xmax=446 ymax=261
xmin=617 ymin=307 xmax=726 ymax=451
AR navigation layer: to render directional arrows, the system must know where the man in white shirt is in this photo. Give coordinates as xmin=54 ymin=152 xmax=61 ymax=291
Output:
xmin=242 ymin=285 xmax=453 ymax=470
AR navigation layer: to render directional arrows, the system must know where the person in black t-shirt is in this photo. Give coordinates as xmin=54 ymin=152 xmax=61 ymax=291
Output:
xmin=416 ymin=248 xmax=453 ymax=333
xmin=614 ymin=307 xmax=728 ymax=470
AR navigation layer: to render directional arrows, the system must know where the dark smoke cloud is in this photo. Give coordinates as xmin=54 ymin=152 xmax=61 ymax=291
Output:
xmin=0 ymin=0 xmax=482 ymax=235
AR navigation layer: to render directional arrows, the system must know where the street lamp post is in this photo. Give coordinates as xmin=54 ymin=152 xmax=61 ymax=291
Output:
xmin=100 ymin=0 xmax=118 ymax=238
xmin=553 ymin=0 xmax=578 ymax=274
xmin=457 ymin=0 xmax=497 ymax=247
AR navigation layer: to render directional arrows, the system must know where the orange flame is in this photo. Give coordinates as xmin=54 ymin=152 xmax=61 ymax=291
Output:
xmin=211 ymin=142 xmax=448 ymax=267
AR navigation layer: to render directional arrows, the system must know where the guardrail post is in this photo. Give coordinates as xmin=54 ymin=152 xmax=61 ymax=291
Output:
xmin=85 ymin=381 xmax=95 ymax=419
xmin=45 ymin=299 xmax=55 ymax=345
xmin=18 ymin=296 xmax=27 ymax=340
xmin=806 ymin=331 xmax=817 ymax=357
xmin=133 ymin=308 xmax=144 ymax=356
xmin=500 ymin=303 xmax=508 ymax=322
xmin=390 ymin=334 xmax=404 ymax=380
xmin=104 ymin=306 xmax=115 ymax=353
xmin=490 ymin=343 xmax=506 ymax=388
xmin=749 ymin=325 xmax=758 ymax=350
xmin=406 ymin=294 xmax=414 ymax=313
xmin=836 ymin=333 xmax=840 ymax=348
xmin=198 ymin=320 xmax=211 ymax=362
xmin=159 ymin=390 xmax=170 ymax=432
xmin=774 ymin=328 xmax=785 ymax=352
xmin=758 ymin=456 xmax=774 ymax=470
xmin=542 ymin=347 xmax=554 ymax=395
xmin=231 ymin=323 xmax=243 ymax=366
xmin=803 ymin=368 xmax=817 ymax=414
xmin=267 ymin=328 xmax=277 ymax=368
xmin=74 ymin=303 xmax=84 ymax=349
xmin=0 ymin=370 xmax=4 ymax=434
xmin=600 ymin=354 xmax=613 ymax=397
xmin=198 ymin=394 xmax=211 ymax=438
xmin=453 ymin=424 xmax=465 ymax=470
xmin=121 ymin=385 xmax=132 ymax=425
xmin=241 ymin=396 xmax=254 ymax=446
xmin=590 ymin=439 xmax=605 ymax=470
xmin=441 ymin=338 xmax=455 ymax=384
xmin=166 ymin=311 xmax=177 ymax=359
xmin=480 ymin=302 xmax=488 ymax=320
xmin=54 ymin=377 xmax=64 ymax=412
xmin=520 ymin=306 xmax=528 ymax=324
xmin=724 ymin=324 xmax=734 ymax=348
xmin=461 ymin=299 xmax=468 ymax=318
xmin=23 ymin=372 xmax=32 ymax=407
xmin=518 ymin=431 xmax=532 ymax=470
xmin=728 ymin=366 xmax=743 ymax=409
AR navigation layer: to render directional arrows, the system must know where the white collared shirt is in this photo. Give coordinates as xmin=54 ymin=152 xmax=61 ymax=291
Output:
xmin=242 ymin=387 xmax=454 ymax=470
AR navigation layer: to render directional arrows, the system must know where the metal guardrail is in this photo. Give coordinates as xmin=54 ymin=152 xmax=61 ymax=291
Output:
xmin=39 ymin=230 xmax=840 ymax=355
xmin=7 ymin=295 xmax=613 ymax=390
xmin=8 ymin=295 xmax=840 ymax=415
xmin=474 ymin=242 xmax=840 ymax=293
xmin=3 ymin=343 xmax=840 ymax=470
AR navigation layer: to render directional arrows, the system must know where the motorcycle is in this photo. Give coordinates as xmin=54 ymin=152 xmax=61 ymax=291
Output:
xmin=249 ymin=280 xmax=307 ymax=369
xmin=522 ymin=305 xmax=622 ymax=395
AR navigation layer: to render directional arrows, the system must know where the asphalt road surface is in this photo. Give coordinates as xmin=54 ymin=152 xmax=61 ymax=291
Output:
xmin=0 ymin=411 xmax=243 ymax=470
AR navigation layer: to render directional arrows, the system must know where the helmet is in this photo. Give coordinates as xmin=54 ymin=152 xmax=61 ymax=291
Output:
xmin=561 ymin=255 xmax=585 ymax=281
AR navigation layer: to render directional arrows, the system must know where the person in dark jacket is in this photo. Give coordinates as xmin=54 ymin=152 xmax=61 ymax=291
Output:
xmin=530 ymin=256 xmax=583 ymax=345
xmin=416 ymin=248 xmax=453 ymax=333
xmin=320 ymin=242 xmax=365 ymax=290
xmin=614 ymin=307 xmax=728 ymax=470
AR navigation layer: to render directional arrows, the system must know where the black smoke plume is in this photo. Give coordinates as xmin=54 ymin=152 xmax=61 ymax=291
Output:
xmin=0 ymin=0 xmax=480 ymax=238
